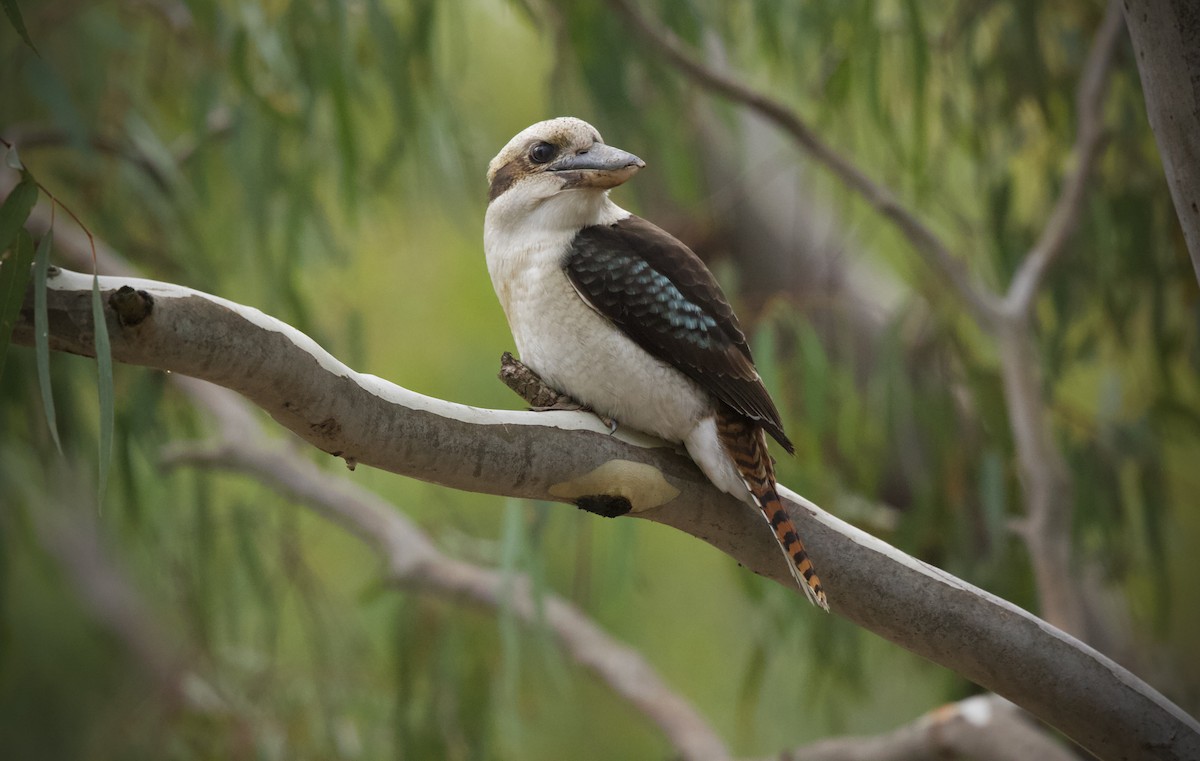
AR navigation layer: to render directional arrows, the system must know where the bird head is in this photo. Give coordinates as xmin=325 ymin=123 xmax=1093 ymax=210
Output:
xmin=486 ymin=117 xmax=645 ymax=208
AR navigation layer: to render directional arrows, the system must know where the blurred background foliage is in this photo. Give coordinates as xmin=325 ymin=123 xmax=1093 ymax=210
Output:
xmin=1 ymin=0 xmax=1197 ymax=758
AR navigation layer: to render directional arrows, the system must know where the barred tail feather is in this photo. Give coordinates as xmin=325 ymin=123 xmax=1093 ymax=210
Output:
xmin=716 ymin=412 xmax=829 ymax=611
xmin=757 ymin=486 xmax=828 ymax=610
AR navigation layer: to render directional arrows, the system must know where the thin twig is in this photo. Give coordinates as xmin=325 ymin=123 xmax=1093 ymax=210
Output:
xmin=605 ymin=0 xmax=1130 ymax=648
xmin=162 ymin=431 xmax=733 ymax=761
xmin=992 ymin=1 xmax=1127 ymax=645
xmin=1004 ymin=1 xmax=1125 ymax=318
xmin=2 ymin=126 xmax=173 ymax=190
xmin=750 ymin=694 xmax=1077 ymax=761
xmin=604 ymin=0 xmax=1002 ymax=327
xmin=0 ymin=139 xmax=100 ymax=267
xmin=1122 ymin=0 xmax=1200 ymax=282
xmin=28 ymin=487 xmax=229 ymax=718
xmin=14 ymin=265 xmax=1200 ymax=761
xmin=20 ymin=187 xmax=733 ymax=761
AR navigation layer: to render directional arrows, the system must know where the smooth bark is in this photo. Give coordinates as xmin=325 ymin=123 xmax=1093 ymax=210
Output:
xmin=1123 ymin=0 xmax=1200 ymax=281
xmin=12 ymin=269 xmax=1200 ymax=761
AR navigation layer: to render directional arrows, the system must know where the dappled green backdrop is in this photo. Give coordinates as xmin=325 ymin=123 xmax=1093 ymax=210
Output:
xmin=1 ymin=1 xmax=1197 ymax=758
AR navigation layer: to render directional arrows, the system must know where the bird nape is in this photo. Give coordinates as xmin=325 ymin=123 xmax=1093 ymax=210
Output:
xmin=482 ymin=116 xmax=827 ymax=610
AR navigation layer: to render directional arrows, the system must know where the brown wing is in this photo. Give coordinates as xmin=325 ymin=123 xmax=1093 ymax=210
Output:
xmin=564 ymin=215 xmax=793 ymax=453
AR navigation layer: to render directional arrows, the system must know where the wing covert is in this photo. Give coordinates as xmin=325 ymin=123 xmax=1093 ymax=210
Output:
xmin=564 ymin=215 xmax=793 ymax=453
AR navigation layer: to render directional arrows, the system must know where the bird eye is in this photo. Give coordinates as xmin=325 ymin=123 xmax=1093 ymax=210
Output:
xmin=529 ymin=142 xmax=556 ymax=164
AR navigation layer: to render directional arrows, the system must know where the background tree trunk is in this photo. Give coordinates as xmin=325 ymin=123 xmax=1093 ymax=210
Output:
xmin=1123 ymin=0 xmax=1200 ymax=281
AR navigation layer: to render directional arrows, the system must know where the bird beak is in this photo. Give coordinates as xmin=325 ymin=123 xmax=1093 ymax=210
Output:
xmin=550 ymin=143 xmax=645 ymax=189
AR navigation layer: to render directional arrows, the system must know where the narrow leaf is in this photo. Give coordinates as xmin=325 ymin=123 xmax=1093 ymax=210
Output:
xmin=0 ymin=0 xmax=38 ymax=55
xmin=0 ymin=227 xmax=36 ymax=379
xmin=902 ymin=0 xmax=929 ymax=174
xmin=33 ymin=228 xmax=61 ymax=453
xmin=92 ymin=274 xmax=114 ymax=507
xmin=0 ymin=174 xmax=38 ymax=253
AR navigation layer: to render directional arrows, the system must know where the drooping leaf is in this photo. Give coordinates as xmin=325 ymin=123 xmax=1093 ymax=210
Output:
xmin=495 ymin=498 xmax=529 ymax=750
xmin=0 ymin=173 xmax=37 ymax=255
xmin=92 ymin=274 xmax=114 ymax=507
xmin=902 ymin=0 xmax=929 ymax=176
xmin=978 ymin=448 xmax=1007 ymax=564
xmin=33 ymin=228 xmax=61 ymax=453
xmin=0 ymin=219 xmax=37 ymax=381
xmin=1137 ymin=458 xmax=1171 ymax=630
xmin=736 ymin=639 xmax=768 ymax=734
xmin=797 ymin=323 xmax=831 ymax=436
xmin=1 ymin=0 xmax=38 ymax=54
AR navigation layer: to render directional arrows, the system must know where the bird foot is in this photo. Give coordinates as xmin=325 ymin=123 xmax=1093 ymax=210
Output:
xmin=498 ymin=352 xmax=618 ymax=433
xmin=581 ymin=409 xmax=619 ymax=434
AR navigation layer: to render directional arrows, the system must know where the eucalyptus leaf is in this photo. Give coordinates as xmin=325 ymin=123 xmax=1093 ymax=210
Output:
xmin=1 ymin=0 xmax=38 ymax=54
xmin=33 ymin=228 xmax=60 ymax=453
xmin=0 ymin=226 xmax=36 ymax=380
xmin=92 ymin=274 xmax=114 ymax=507
xmin=0 ymin=174 xmax=37 ymax=254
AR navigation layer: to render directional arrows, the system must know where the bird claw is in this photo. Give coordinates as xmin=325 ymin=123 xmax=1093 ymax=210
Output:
xmin=498 ymin=353 xmax=617 ymax=433
xmin=596 ymin=413 xmax=618 ymax=434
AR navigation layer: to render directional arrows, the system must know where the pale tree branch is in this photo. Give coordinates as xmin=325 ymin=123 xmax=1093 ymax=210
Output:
xmin=13 ymin=477 xmax=229 ymax=719
xmin=995 ymin=323 xmax=1083 ymax=640
xmin=751 ymin=694 xmax=1077 ymax=761
xmin=11 ymin=198 xmax=1075 ymax=759
xmin=33 ymin=506 xmax=194 ymax=704
xmin=2 ymin=106 xmax=235 ymax=182
xmin=160 ymin=415 xmax=732 ymax=761
xmin=12 ymin=194 xmax=732 ymax=761
xmin=12 ymin=219 xmax=1065 ymax=761
xmin=1004 ymin=1 xmax=1125 ymax=318
xmin=603 ymin=0 xmax=1002 ymax=327
xmin=603 ymin=0 xmax=1131 ymax=649
xmin=10 ymin=268 xmax=1199 ymax=761
xmin=1122 ymin=0 xmax=1200 ymax=283
xmin=993 ymin=0 xmax=1127 ymax=647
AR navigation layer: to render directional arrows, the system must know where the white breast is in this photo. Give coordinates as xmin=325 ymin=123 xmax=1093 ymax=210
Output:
xmin=483 ymin=193 xmax=714 ymax=445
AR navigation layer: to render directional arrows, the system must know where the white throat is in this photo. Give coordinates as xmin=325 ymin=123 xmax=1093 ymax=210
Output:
xmin=486 ymin=186 xmax=627 ymax=242
xmin=484 ymin=187 xmax=630 ymax=311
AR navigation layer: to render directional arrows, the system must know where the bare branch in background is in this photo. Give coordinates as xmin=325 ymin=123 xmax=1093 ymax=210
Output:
xmin=33 ymin=506 xmax=190 ymax=702
xmin=16 ymin=197 xmax=730 ymax=761
xmin=13 ymin=195 xmax=1092 ymax=761
xmin=604 ymin=0 xmax=1002 ymax=327
xmin=983 ymin=0 xmax=1126 ymax=648
xmin=0 ymin=125 xmax=174 ymax=190
xmin=752 ymin=694 xmax=1078 ymax=761
xmin=2 ymin=1 xmax=1193 ymax=757
xmin=1122 ymin=0 xmax=1200 ymax=283
xmin=1 ymin=106 xmax=234 ymax=190
xmin=25 ymin=488 xmax=227 ymax=719
xmin=161 ymin=413 xmax=733 ymax=761
xmin=1004 ymin=2 xmax=1125 ymax=318
xmin=9 ymin=264 xmax=1199 ymax=761
xmin=605 ymin=0 xmax=1131 ymax=649
xmin=18 ymin=201 xmax=1085 ymax=760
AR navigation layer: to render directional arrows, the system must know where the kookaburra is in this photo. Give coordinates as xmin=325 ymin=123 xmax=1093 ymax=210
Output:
xmin=484 ymin=117 xmax=827 ymax=610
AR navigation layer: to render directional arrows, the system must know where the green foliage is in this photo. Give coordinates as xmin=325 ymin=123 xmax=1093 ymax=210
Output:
xmin=0 ymin=168 xmax=38 ymax=378
xmin=1 ymin=0 xmax=1198 ymax=758
xmin=33 ymin=228 xmax=61 ymax=453
xmin=0 ymin=219 xmax=35 ymax=379
xmin=90 ymin=274 xmax=113 ymax=505
xmin=1 ymin=0 xmax=37 ymax=53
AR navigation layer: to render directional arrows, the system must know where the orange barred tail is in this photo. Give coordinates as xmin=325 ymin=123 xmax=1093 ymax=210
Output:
xmin=715 ymin=411 xmax=829 ymax=610
xmin=758 ymin=488 xmax=828 ymax=610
